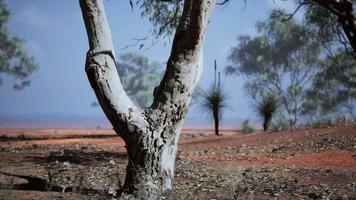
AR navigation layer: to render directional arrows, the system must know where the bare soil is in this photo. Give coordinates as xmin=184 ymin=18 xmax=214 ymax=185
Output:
xmin=0 ymin=126 xmax=355 ymax=199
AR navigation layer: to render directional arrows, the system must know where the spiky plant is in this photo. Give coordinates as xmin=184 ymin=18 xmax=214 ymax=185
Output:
xmin=201 ymin=60 xmax=229 ymax=136
xmin=257 ymin=95 xmax=278 ymax=131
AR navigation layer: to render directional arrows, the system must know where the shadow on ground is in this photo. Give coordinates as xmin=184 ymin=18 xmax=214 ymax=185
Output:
xmin=29 ymin=149 xmax=128 ymax=166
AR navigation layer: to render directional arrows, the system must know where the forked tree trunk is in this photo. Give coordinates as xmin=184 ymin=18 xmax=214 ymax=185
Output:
xmin=79 ymin=0 xmax=215 ymax=199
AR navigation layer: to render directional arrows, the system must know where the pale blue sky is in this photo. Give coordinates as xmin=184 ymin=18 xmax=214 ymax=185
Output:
xmin=0 ymin=0 xmax=299 ymax=124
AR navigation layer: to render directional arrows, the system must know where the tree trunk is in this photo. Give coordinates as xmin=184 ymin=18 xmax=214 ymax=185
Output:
xmin=213 ymin=110 xmax=219 ymax=136
xmin=79 ymin=0 xmax=215 ymax=199
xmin=263 ymin=115 xmax=272 ymax=132
xmin=119 ymin=127 xmax=182 ymax=198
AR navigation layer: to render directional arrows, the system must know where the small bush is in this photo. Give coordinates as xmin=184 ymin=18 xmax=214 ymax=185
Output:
xmin=271 ymin=117 xmax=290 ymax=132
xmin=242 ymin=119 xmax=254 ymax=134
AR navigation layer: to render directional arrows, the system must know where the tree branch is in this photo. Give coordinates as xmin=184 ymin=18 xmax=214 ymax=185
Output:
xmin=151 ymin=0 xmax=216 ymax=127
xmin=308 ymin=0 xmax=356 ymax=53
xmin=80 ymin=0 xmax=148 ymax=137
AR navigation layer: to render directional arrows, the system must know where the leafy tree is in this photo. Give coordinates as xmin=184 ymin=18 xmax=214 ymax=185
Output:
xmin=304 ymin=4 xmax=354 ymax=56
xmin=301 ymin=5 xmax=356 ymax=118
xmin=201 ymin=60 xmax=229 ymax=136
xmin=226 ymin=11 xmax=321 ymax=128
xmin=0 ymin=0 xmax=38 ymax=89
xmin=117 ymin=52 xmax=162 ymax=107
xmin=256 ymin=94 xmax=278 ymax=131
xmin=80 ymin=0 xmax=215 ymax=198
xmin=90 ymin=52 xmax=162 ymax=107
xmin=303 ymin=50 xmax=356 ymax=117
xmin=302 ymin=0 xmax=355 ymax=53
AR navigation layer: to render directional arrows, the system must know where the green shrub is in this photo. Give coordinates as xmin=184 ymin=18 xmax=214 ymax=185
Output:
xmin=242 ymin=119 xmax=254 ymax=134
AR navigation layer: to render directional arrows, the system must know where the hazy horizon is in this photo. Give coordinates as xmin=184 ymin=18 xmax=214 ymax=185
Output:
xmin=0 ymin=113 xmax=247 ymax=129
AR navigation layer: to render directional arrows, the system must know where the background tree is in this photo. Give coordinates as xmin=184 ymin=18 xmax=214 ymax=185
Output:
xmin=256 ymin=94 xmax=278 ymax=131
xmin=117 ymin=52 xmax=162 ymax=107
xmin=302 ymin=0 xmax=355 ymax=53
xmin=0 ymin=0 xmax=38 ymax=90
xmin=226 ymin=11 xmax=321 ymax=128
xmin=201 ymin=60 xmax=229 ymax=136
xmin=80 ymin=0 xmax=215 ymax=198
xmin=303 ymin=51 xmax=356 ymax=117
xmin=307 ymin=5 xmax=353 ymax=53
xmin=301 ymin=5 xmax=356 ymax=118
xmin=91 ymin=52 xmax=161 ymax=107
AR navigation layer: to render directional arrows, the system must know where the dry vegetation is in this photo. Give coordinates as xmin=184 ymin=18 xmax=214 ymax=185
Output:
xmin=0 ymin=126 xmax=355 ymax=199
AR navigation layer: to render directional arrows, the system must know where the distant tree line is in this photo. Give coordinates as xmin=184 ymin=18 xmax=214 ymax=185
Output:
xmin=226 ymin=6 xmax=355 ymax=130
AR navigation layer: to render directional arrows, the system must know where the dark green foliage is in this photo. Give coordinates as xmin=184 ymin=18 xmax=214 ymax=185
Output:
xmin=116 ymin=52 xmax=162 ymax=107
xmin=0 ymin=0 xmax=38 ymax=90
xmin=201 ymin=60 xmax=229 ymax=136
xmin=242 ymin=119 xmax=254 ymax=134
xmin=256 ymin=94 xmax=278 ymax=131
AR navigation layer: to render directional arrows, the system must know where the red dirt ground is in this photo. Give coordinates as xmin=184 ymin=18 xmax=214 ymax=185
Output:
xmin=0 ymin=125 xmax=355 ymax=199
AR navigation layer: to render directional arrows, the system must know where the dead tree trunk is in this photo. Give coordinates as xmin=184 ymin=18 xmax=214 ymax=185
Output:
xmin=79 ymin=0 xmax=215 ymax=199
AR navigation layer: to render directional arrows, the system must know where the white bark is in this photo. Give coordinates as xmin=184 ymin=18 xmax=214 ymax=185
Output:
xmin=80 ymin=0 xmax=149 ymax=138
xmin=80 ymin=0 xmax=215 ymax=199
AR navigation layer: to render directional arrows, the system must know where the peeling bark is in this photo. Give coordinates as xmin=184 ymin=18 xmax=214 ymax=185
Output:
xmin=79 ymin=0 xmax=215 ymax=199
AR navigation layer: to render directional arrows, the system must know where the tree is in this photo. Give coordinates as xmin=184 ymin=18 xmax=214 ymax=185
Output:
xmin=79 ymin=0 xmax=215 ymax=198
xmin=0 ymin=0 xmax=38 ymax=90
xmin=256 ymin=94 xmax=278 ymax=131
xmin=91 ymin=53 xmax=161 ymax=107
xmin=226 ymin=12 xmax=321 ymax=128
xmin=301 ymin=5 xmax=356 ymax=118
xmin=136 ymin=0 xmax=355 ymax=54
xmin=304 ymin=4 xmax=354 ymax=56
xmin=222 ymin=0 xmax=356 ymax=54
xmin=117 ymin=52 xmax=162 ymax=107
xmin=304 ymin=0 xmax=356 ymax=53
xmin=200 ymin=60 xmax=229 ymax=136
xmin=303 ymin=50 xmax=356 ymax=117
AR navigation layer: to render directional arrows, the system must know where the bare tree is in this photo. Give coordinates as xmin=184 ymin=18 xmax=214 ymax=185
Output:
xmin=79 ymin=0 xmax=215 ymax=198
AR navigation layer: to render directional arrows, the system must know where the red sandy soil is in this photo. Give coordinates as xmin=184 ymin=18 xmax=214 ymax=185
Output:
xmin=1 ymin=126 xmax=355 ymax=171
xmin=0 ymin=125 xmax=355 ymax=199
